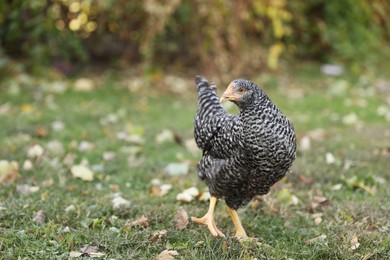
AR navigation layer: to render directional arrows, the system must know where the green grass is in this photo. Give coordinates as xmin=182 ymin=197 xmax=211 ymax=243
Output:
xmin=1 ymin=66 xmax=390 ymax=259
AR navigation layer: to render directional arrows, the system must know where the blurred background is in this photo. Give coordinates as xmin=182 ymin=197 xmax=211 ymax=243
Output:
xmin=1 ymin=0 xmax=390 ymax=80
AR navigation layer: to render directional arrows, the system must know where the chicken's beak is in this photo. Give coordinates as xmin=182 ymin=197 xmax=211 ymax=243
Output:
xmin=220 ymin=82 xmax=238 ymax=103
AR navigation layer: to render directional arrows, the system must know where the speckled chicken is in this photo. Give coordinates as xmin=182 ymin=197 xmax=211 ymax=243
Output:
xmin=191 ymin=76 xmax=296 ymax=238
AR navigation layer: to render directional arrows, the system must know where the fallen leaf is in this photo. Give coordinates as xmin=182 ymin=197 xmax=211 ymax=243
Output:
xmin=27 ymin=144 xmax=45 ymax=159
xmin=80 ymin=244 xmax=99 ymax=254
xmin=69 ymin=251 xmax=83 ymax=258
xmin=310 ymin=196 xmax=329 ymax=210
xmin=321 ymin=64 xmax=343 ymax=76
xmin=103 ymin=151 xmax=115 ymax=161
xmin=22 ymin=160 xmax=33 ymax=171
xmin=198 ymin=191 xmax=211 ymax=202
xmin=79 ymin=141 xmax=95 ymax=152
xmin=35 ymin=126 xmax=49 ymax=138
xmin=112 ymin=196 xmax=130 ymax=209
xmin=0 ymin=160 xmax=20 ymax=184
xmin=176 ymin=187 xmax=199 ymax=202
xmin=222 ymin=240 xmax=228 ymax=253
xmin=156 ymin=129 xmax=175 ymax=144
xmin=164 ymin=162 xmax=189 ymax=176
xmin=16 ymin=184 xmax=40 ymax=195
xmin=128 ymin=215 xmax=148 ymax=228
xmin=299 ymin=175 xmax=313 ymax=185
xmin=350 ymin=235 xmax=360 ymax=250
xmin=51 ymin=121 xmax=65 ymax=131
xmin=175 ymin=207 xmax=189 ymax=230
xmin=331 ymin=183 xmax=343 ymax=190
xmin=150 ymin=179 xmax=172 ymax=197
xmin=157 ymin=250 xmax=179 ymax=260
xmin=46 ymin=140 xmax=65 ymax=156
xmin=299 ymin=136 xmax=311 ymax=151
xmin=305 ymin=234 xmax=327 ymax=245
xmin=150 ymin=229 xmax=168 ymax=243
xmin=71 ymin=165 xmax=94 ymax=181
xmin=33 ymin=210 xmax=45 ymax=223
xmin=74 ymin=78 xmax=94 ymax=91
xmin=342 ymin=113 xmax=359 ymax=125
xmin=276 ymin=188 xmax=299 ymax=206
xmin=325 ymin=152 xmax=336 ymax=164
xmin=184 ymin=138 xmax=199 ymax=155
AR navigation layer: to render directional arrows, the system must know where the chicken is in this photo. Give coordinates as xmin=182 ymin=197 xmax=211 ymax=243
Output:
xmin=191 ymin=76 xmax=296 ymax=238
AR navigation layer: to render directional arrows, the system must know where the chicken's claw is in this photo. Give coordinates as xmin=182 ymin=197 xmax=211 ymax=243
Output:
xmin=191 ymin=215 xmax=225 ymax=237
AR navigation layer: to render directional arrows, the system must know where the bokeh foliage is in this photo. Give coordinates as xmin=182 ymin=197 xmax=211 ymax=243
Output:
xmin=0 ymin=0 xmax=389 ymax=74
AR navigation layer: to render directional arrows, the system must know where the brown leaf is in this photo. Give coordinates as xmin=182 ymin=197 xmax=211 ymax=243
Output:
xmin=299 ymin=175 xmax=313 ymax=185
xmin=150 ymin=229 xmax=168 ymax=243
xmin=80 ymin=244 xmax=99 ymax=254
xmin=128 ymin=215 xmax=149 ymax=228
xmin=35 ymin=126 xmax=49 ymax=138
xmin=157 ymin=250 xmax=179 ymax=260
xmin=33 ymin=210 xmax=45 ymax=223
xmin=175 ymin=207 xmax=189 ymax=230
xmin=222 ymin=240 xmax=228 ymax=253
xmin=310 ymin=196 xmax=329 ymax=210
xmin=0 ymin=160 xmax=21 ymax=184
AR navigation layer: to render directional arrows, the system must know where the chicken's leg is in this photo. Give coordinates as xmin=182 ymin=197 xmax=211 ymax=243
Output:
xmin=226 ymin=206 xmax=248 ymax=239
xmin=191 ymin=196 xmax=225 ymax=237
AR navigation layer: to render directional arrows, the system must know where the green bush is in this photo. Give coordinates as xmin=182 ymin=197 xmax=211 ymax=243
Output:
xmin=0 ymin=0 xmax=389 ymax=74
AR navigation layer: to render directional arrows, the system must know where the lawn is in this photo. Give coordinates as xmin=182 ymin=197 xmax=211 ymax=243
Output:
xmin=1 ymin=65 xmax=389 ymax=259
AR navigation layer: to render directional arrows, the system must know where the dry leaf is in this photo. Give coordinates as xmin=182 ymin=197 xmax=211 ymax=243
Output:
xmin=184 ymin=138 xmax=199 ymax=155
xmin=305 ymin=234 xmax=327 ymax=245
xmin=33 ymin=210 xmax=45 ymax=223
xmin=176 ymin=187 xmax=199 ymax=202
xmin=299 ymin=175 xmax=313 ymax=185
xmin=150 ymin=229 xmax=168 ymax=243
xmin=325 ymin=152 xmax=336 ymax=164
xmin=156 ymin=129 xmax=175 ymax=144
xmin=51 ymin=120 xmax=65 ymax=131
xmin=46 ymin=140 xmax=65 ymax=156
xmin=112 ymin=196 xmax=130 ymax=209
xmin=0 ymin=160 xmax=20 ymax=184
xmin=74 ymin=78 xmax=94 ymax=91
xmin=165 ymin=162 xmax=189 ymax=176
xmin=222 ymin=240 xmax=228 ymax=253
xmin=16 ymin=184 xmax=40 ymax=195
xmin=299 ymin=136 xmax=311 ymax=151
xmin=79 ymin=141 xmax=95 ymax=152
xmin=71 ymin=165 xmax=94 ymax=181
xmin=69 ymin=251 xmax=83 ymax=258
xmin=175 ymin=207 xmax=189 ymax=230
xmin=103 ymin=151 xmax=115 ymax=161
xmin=80 ymin=244 xmax=99 ymax=254
xmin=150 ymin=179 xmax=172 ymax=197
xmin=198 ymin=191 xmax=211 ymax=202
xmin=35 ymin=126 xmax=49 ymax=138
xmin=27 ymin=144 xmax=45 ymax=159
xmin=331 ymin=183 xmax=343 ymax=190
xmin=22 ymin=160 xmax=33 ymax=171
xmin=157 ymin=250 xmax=179 ymax=260
xmin=311 ymin=196 xmax=329 ymax=210
xmin=350 ymin=235 xmax=360 ymax=250
xmin=128 ymin=215 xmax=148 ymax=228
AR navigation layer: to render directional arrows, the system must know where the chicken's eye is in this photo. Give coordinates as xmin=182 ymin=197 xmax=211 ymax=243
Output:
xmin=237 ymin=88 xmax=245 ymax=94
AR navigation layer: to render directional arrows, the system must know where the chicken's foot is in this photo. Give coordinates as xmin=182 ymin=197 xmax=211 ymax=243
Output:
xmin=191 ymin=196 xmax=225 ymax=237
xmin=226 ymin=206 xmax=248 ymax=239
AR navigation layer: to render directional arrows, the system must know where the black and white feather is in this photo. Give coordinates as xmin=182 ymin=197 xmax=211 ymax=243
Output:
xmin=194 ymin=76 xmax=296 ymax=210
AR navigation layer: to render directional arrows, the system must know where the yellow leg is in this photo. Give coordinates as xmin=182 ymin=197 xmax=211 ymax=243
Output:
xmin=191 ymin=196 xmax=225 ymax=237
xmin=226 ymin=206 xmax=248 ymax=239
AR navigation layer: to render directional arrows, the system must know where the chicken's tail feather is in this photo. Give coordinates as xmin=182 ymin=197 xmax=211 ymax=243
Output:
xmin=195 ymin=76 xmax=223 ymax=117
